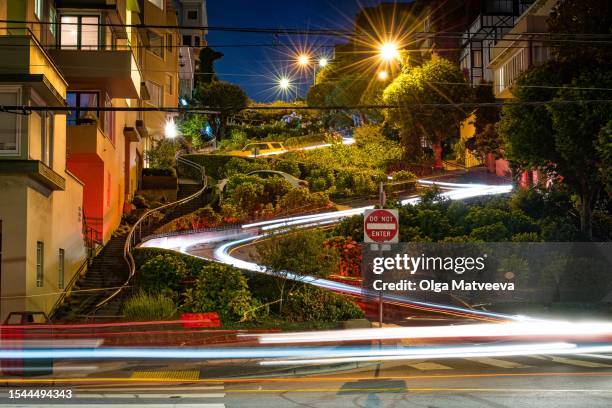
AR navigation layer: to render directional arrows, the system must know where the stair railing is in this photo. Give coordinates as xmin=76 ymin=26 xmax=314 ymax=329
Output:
xmin=92 ymin=156 xmax=207 ymax=311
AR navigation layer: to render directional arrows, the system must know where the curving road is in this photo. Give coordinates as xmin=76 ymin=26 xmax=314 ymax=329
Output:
xmin=142 ymin=179 xmax=515 ymax=322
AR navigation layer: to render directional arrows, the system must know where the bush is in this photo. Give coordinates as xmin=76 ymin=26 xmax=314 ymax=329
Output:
xmin=283 ymin=285 xmax=364 ymax=322
xmin=392 ymin=170 xmax=417 ymax=181
xmin=135 ymin=254 xmax=190 ymax=299
xmin=271 ymin=159 xmax=301 ymax=177
xmin=182 ymin=263 xmax=264 ymax=322
xmin=132 ymin=195 xmax=149 ymax=209
xmin=123 ymin=291 xmax=177 ymax=321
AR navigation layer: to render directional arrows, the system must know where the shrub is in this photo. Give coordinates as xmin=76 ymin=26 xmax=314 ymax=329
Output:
xmin=135 ymin=254 xmax=190 ymax=298
xmin=392 ymin=170 xmax=417 ymax=181
xmin=182 ymin=263 xmax=264 ymax=322
xmin=470 ymin=222 xmax=510 ymax=241
xmin=283 ymin=285 xmax=364 ymax=322
xmin=271 ymin=159 xmax=301 ymax=177
xmin=132 ymin=195 xmax=149 ymax=209
xmin=123 ymin=291 xmax=177 ymax=321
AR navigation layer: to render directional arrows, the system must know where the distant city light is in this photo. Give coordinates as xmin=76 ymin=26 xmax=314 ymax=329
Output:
xmin=379 ymin=42 xmax=400 ymax=61
xmin=165 ymin=118 xmax=178 ymax=139
xmin=378 ymin=71 xmax=389 ymax=81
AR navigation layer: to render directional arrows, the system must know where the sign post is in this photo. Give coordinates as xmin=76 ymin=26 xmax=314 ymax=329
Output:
xmin=364 ymin=208 xmax=399 ymax=327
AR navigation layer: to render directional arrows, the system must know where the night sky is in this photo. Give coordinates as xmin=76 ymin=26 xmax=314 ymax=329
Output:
xmin=206 ymin=0 xmax=414 ymax=102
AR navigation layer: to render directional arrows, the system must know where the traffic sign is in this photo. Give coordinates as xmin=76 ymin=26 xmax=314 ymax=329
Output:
xmin=364 ymin=209 xmax=399 ymax=244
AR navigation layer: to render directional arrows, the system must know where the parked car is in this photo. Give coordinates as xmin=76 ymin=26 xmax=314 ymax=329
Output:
xmin=229 ymin=142 xmax=287 ymax=157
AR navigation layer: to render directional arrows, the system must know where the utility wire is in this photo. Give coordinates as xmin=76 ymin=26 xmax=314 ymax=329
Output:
xmin=2 ymin=100 xmax=612 ymax=115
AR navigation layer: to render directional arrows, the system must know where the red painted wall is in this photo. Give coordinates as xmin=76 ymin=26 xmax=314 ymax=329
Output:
xmin=67 ymin=154 xmax=104 ymax=241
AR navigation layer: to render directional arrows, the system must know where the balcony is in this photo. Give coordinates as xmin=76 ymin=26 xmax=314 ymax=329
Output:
xmin=66 ymin=123 xmax=108 ymax=161
xmin=0 ymin=160 xmax=65 ymax=191
xmin=49 ymin=48 xmax=142 ymax=99
xmin=0 ymin=34 xmax=67 ymax=104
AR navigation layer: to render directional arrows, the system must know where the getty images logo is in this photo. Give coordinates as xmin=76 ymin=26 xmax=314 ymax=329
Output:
xmin=372 ymin=253 xmax=488 ymax=275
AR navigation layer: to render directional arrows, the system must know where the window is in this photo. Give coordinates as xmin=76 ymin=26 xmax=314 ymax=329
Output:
xmin=41 ymin=111 xmax=53 ymax=167
xmin=50 ymin=5 xmax=57 ymax=36
xmin=147 ymin=0 xmax=164 ymax=9
xmin=194 ymin=36 xmax=201 ymax=47
xmin=0 ymin=88 xmax=20 ymax=154
xmin=103 ymin=94 xmax=115 ymax=143
xmin=34 ymin=0 xmax=43 ymax=20
xmin=146 ymin=81 xmax=163 ymax=107
xmin=165 ymin=74 xmax=174 ymax=96
xmin=60 ymin=15 xmax=100 ymax=50
xmin=187 ymin=10 xmax=198 ymax=20
xmin=58 ymin=249 xmax=65 ymax=289
xmin=182 ymin=35 xmax=192 ymax=46
xmin=147 ymin=30 xmax=164 ymax=59
xmin=66 ymin=91 xmax=99 ymax=125
xmin=36 ymin=242 xmax=44 ymax=288
xmin=166 ymin=33 xmax=173 ymax=53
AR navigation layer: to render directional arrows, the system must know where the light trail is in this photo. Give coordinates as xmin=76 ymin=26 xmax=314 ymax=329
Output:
xmin=253 ymin=321 xmax=612 ymax=344
xmin=3 ymin=342 xmax=612 ymax=363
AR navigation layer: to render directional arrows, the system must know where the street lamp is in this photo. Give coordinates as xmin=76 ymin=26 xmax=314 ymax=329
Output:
xmin=378 ymin=70 xmax=389 ymax=81
xmin=318 ymin=57 xmax=329 ymax=68
xmin=297 ymin=54 xmax=310 ymax=67
xmin=279 ymin=77 xmax=291 ymax=90
xmin=379 ymin=41 xmax=400 ymax=62
xmin=165 ymin=118 xmax=178 ymax=139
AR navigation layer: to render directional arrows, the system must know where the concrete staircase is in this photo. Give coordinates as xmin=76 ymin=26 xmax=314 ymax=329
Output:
xmin=52 ymin=233 xmax=129 ymax=322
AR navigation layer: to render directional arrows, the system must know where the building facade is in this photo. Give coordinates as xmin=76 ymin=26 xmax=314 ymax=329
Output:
xmin=0 ymin=0 xmax=181 ymax=320
xmin=173 ymin=0 xmax=207 ymax=100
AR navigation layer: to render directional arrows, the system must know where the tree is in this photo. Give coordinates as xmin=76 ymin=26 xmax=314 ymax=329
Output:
xmin=498 ymin=61 xmax=612 ymax=236
xmin=597 ymin=121 xmax=612 ymax=196
xmin=193 ymin=81 xmax=248 ymax=140
xmin=382 ymin=57 xmax=473 ymax=167
xmin=194 ymin=47 xmax=224 ymax=87
xmin=257 ymin=229 xmax=339 ymax=313
xmin=144 ymin=139 xmax=179 ymax=172
xmin=548 ymin=0 xmax=612 ymax=64
xmin=466 ymin=82 xmax=503 ymax=161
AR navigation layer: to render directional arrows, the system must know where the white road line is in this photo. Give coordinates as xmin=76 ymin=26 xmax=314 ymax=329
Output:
xmin=1 ymin=405 xmax=225 ymax=408
xmin=533 ymin=355 xmax=612 ymax=368
xmin=465 ymin=357 xmax=530 ymax=369
xmin=74 ymin=393 xmax=226 ymax=398
xmin=406 ymin=362 xmax=453 ymax=371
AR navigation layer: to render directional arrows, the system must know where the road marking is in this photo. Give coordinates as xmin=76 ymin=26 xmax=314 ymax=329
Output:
xmin=545 ymin=356 xmax=612 ymax=368
xmin=406 ymin=362 xmax=453 ymax=371
xmin=73 ymin=393 xmax=226 ymax=398
xmin=131 ymin=370 xmax=200 ymax=381
xmin=0 ymin=405 xmax=225 ymax=408
xmin=465 ymin=357 xmax=529 ymax=369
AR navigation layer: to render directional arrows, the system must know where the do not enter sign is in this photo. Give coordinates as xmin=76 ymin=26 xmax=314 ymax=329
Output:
xmin=364 ymin=209 xmax=399 ymax=244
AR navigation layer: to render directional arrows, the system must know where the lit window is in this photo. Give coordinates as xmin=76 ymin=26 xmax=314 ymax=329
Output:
xmin=147 ymin=0 xmax=164 ymax=10
xmin=166 ymin=33 xmax=173 ymax=53
xmin=36 ymin=242 xmax=44 ymax=288
xmin=0 ymin=88 xmax=20 ymax=154
xmin=58 ymin=249 xmax=65 ymax=289
xmin=146 ymin=81 xmax=163 ymax=107
xmin=34 ymin=0 xmax=43 ymax=20
xmin=147 ymin=30 xmax=164 ymax=59
xmin=60 ymin=15 xmax=100 ymax=50
xmin=165 ymin=74 xmax=174 ymax=96
xmin=66 ymin=91 xmax=99 ymax=125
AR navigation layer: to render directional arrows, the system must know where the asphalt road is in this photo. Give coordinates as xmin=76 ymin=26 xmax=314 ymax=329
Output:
xmin=3 ymin=353 xmax=612 ymax=407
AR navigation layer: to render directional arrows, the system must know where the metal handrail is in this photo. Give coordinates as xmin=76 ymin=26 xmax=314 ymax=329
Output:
xmin=93 ymin=156 xmax=207 ymax=311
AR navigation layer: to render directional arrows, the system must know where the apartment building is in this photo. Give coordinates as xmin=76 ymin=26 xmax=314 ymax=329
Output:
xmin=485 ymin=0 xmax=556 ymax=183
xmin=0 ymin=0 xmax=181 ymax=320
xmin=0 ymin=0 xmax=87 ymax=320
xmin=172 ymin=0 xmax=207 ymax=99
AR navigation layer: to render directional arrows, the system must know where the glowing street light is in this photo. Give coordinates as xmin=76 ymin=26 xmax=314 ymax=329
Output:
xmin=379 ymin=42 xmax=400 ymax=62
xmin=278 ymin=77 xmax=291 ymax=90
xmin=297 ymin=54 xmax=310 ymax=66
xmin=318 ymin=57 xmax=329 ymax=68
xmin=165 ymin=118 xmax=178 ymax=139
xmin=378 ymin=71 xmax=389 ymax=81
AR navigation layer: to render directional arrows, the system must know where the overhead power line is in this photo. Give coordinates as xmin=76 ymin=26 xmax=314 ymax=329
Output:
xmin=2 ymin=100 xmax=612 ymax=115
